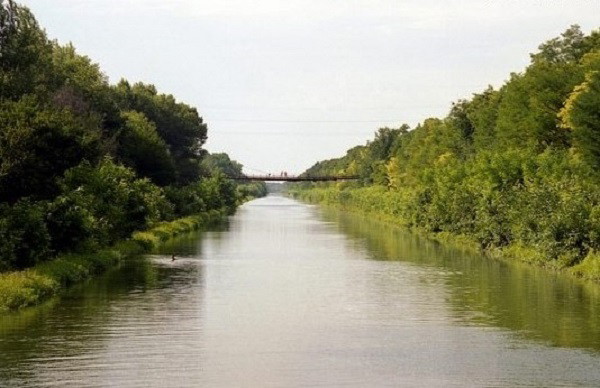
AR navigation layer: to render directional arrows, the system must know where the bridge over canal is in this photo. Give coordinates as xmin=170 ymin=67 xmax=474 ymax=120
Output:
xmin=230 ymin=175 xmax=359 ymax=182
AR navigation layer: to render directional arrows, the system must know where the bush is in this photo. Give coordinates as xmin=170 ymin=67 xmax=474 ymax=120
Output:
xmin=164 ymin=185 xmax=206 ymax=217
xmin=236 ymin=182 xmax=267 ymax=202
xmin=165 ymin=174 xmax=240 ymax=218
xmin=45 ymin=193 xmax=95 ymax=253
xmin=0 ymin=200 xmax=51 ymax=271
xmin=59 ymin=158 xmax=172 ymax=245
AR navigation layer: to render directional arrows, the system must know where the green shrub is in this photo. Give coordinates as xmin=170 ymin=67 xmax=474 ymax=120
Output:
xmin=59 ymin=158 xmax=172 ymax=245
xmin=0 ymin=200 xmax=51 ymax=271
xmin=45 ymin=194 xmax=95 ymax=253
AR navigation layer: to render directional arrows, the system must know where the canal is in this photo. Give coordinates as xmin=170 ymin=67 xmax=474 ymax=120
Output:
xmin=1 ymin=195 xmax=600 ymax=387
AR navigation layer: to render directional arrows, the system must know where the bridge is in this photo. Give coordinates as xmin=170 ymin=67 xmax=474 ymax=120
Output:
xmin=230 ymin=174 xmax=359 ymax=182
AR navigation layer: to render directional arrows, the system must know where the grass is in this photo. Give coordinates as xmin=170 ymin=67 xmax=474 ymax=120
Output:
xmin=0 ymin=211 xmax=225 ymax=313
xmin=0 ymin=271 xmax=57 ymax=312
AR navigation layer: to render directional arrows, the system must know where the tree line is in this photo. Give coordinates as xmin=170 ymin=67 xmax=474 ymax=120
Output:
xmin=299 ymin=25 xmax=600 ymax=271
xmin=0 ymin=1 xmax=265 ymax=271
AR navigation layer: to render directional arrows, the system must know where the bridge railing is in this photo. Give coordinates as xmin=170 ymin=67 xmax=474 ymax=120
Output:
xmin=230 ymin=175 xmax=359 ymax=182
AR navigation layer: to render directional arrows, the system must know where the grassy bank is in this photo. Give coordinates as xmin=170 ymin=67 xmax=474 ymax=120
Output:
xmin=290 ymin=186 xmax=600 ymax=282
xmin=0 ymin=210 xmax=224 ymax=313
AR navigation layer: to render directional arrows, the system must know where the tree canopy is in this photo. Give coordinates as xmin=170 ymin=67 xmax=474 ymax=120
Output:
xmin=300 ymin=25 xmax=600 ymax=268
xmin=0 ymin=1 xmax=264 ymax=271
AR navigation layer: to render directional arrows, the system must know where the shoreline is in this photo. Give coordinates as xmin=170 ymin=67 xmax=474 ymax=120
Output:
xmin=0 ymin=209 xmax=227 ymax=313
xmin=289 ymin=187 xmax=600 ymax=284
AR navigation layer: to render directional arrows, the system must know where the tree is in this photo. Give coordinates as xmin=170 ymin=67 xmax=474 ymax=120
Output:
xmin=118 ymin=111 xmax=176 ymax=185
xmin=114 ymin=81 xmax=208 ymax=184
xmin=494 ymin=60 xmax=581 ymax=150
xmin=60 ymin=158 xmax=170 ymax=244
xmin=0 ymin=0 xmax=53 ymax=100
xmin=50 ymin=43 xmax=121 ymax=131
xmin=560 ymin=70 xmax=600 ymax=168
xmin=447 ymin=99 xmax=475 ymax=142
xmin=531 ymin=25 xmax=587 ymax=65
xmin=0 ymin=96 xmax=101 ymax=202
xmin=466 ymin=86 xmax=500 ymax=151
xmin=369 ymin=127 xmax=401 ymax=160
xmin=200 ymin=152 xmax=243 ymax=178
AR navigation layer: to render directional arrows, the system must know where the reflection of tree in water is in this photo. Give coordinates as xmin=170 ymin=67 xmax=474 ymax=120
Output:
xmin=319 ymin=207 xmax=600 ymax=351
xmin=154 ymin=219 xmax=229 ymax=257
xmin=0 ymin=236 xmax=207 ymax=384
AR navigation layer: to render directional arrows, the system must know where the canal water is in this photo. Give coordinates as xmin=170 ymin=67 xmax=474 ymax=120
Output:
xmin=1 ymin=195 xmax=600 ymax=387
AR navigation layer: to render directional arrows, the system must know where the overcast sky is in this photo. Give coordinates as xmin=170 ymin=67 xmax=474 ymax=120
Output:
xmin=21 ymin=0 xmax=600 ymax=174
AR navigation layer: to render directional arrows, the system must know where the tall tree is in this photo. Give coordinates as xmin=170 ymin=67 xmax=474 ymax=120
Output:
xmin=114 ymin=81 xmax=208 ymax=184
xmin=118 ymin=111 xmax=176 ymax=185
xmin=0 ymin=96 xmax=101 ymax=202
xmin=560 ymin=69 xmax=600 ymax=168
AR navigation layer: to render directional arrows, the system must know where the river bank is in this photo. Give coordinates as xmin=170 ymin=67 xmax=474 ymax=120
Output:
xmin=289 ymin=186 xmax=600 ymax=283
xmin=2 ymin=195 xmax=599 ymax=386
xmin=0 ymin=210 xmax=226 ymax=313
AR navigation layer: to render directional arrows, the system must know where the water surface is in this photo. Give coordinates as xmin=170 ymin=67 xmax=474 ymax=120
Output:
xmin=1 ymin=195 xmax=600 ymax=387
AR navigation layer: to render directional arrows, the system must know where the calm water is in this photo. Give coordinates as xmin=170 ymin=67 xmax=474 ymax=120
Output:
xmin=1 ymin=195 xmax=600 ymax=387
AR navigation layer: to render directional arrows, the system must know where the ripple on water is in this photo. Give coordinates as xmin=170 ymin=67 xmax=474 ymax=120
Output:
xmin=1 ymin=195 xmax=600 ymax=387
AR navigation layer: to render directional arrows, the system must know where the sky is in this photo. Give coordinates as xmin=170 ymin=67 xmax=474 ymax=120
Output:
xmin=20 ymin=0 xmax=600 ymax=175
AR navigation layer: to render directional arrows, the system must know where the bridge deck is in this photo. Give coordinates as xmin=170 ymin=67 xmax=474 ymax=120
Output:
xmin=231 ymin=175 xmax=359 ymax=182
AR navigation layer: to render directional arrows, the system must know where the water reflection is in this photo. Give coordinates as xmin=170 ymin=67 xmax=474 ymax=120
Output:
xmin=0 ymin=232 xmax=208 ymax=386
xmin=320 ymin=207 xmax=600 ymax=350
xmin=0 ymin=196 xmax=599 ymax=387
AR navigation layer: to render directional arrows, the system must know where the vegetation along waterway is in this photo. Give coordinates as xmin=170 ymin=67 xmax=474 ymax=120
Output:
xmin=1 ymin=195 xmax=599 ymax=387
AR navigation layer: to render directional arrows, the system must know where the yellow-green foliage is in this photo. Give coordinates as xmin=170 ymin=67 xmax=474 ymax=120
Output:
xmin=571 ymin=252 xmax=600 ymax=281
xmin=133 ymin=215 xmax=207 ymax=248
xmin=293 ymin=183 xmax=600 ymax=282
xmin=496 ymin=243 xmax=549 ymax=267
xmin=132 ymin=231 xmax=161 ymax=250
xmin=0 ymin=271 xmax=57 ymax=312
xmin=291 ymin=186 xmax=413 ymax=226
xmin=293 ymin=27 xmax=600 ymax=281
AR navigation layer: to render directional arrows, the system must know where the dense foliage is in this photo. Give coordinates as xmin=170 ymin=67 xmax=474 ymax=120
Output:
xmin=298 ymin=26 xmax=600 ymax=273
xmin=0 ymin=1 xmax=264 ymax=272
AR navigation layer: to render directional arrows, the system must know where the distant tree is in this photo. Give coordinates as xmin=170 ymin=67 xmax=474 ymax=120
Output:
xmin=200 ymin=152 xmax=243 ymax=178
xmin=369 ymin=127 xmax=401 ymax=160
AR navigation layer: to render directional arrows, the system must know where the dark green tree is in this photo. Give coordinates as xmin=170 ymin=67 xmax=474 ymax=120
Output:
xmin=114 ymin=81 xmax=208 ymax=184
xmin=0 ymin=0 xmax=53 ymax=100
xmin=0 ymin=96 xmax=101 ymax=202
xmin=118 ymin=111 xmax=176 ymax=185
